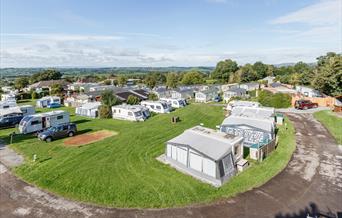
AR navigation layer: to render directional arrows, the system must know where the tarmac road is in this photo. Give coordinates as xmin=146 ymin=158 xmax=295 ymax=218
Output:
xmin=0 ymin=113 xmax=341 ymax=218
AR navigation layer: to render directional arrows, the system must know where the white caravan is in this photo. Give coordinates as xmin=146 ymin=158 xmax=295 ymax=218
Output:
xmin=0 ymin=101 xmax=17 ymax=109
xmin=18 ymin=110 xmax=70 ymax=134
xmin=160 ymin=98 xmax=186 ymax=108
xmin=112 ymin=104 xmax=150 ymax=121
xmin=226 ymin=100 xmax=260 ymax=111
xmin=140 ymin=101 xmax=172 ymax=114
xmin=36 ymin=96 xmax=61 ymax=108
xmin=1 ymin=93 xmax=16 ymax=102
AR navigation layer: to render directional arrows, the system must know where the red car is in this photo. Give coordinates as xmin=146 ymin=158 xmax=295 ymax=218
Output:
xmin=295 ymin=100 xmax=318 ymax=110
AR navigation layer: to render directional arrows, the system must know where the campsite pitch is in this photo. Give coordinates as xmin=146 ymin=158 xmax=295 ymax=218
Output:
xmin=64 ymin=130 xmax=117 ymax=147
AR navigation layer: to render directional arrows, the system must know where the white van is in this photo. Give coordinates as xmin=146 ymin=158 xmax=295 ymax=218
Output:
xmin=140 ymin=101 xmax=172 ymax=114
xmin=160 ymin=98 xmax=186 ymax=108
xmin=112 ymin=104 xmax=150 ymax=121
xmin=19 ymin=110 xmax=70 ymax=134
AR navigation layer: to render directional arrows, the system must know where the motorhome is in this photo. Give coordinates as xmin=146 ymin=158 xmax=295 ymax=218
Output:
xmin=160 ymin=98 xmax=187 ymax=108
xmin=140 ymin=101 xmax=172 ymax=114
xmin=19 ymin=110 xmax=70 ymax=134
xmin=112 ymin=104 xmax=150 ymax=121
xmin=226 ymin=100 xmax=260 ymax=111
xmin=1 ymin=93 xmax=16 ymax=102
xmin=36 ymin=96 xmax=61 ymax=108
xmin=75 ymin=102 xmax=101 ymax=118
xmin=0 ymin=101 xmax=17 ymax=109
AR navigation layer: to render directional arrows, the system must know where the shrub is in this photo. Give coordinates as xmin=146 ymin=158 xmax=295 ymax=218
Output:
xmin=126 ymin=95 xmax=140 ymax=105
xmin=99 ymin=106 xmax=112 ymax=119
xmin=148 ymin=93 xmax=158 ymax=101
xmin=258 ymin=90 xmax=291 ymax=108
xmin=31 ymin=91 xmax=39 ymax=99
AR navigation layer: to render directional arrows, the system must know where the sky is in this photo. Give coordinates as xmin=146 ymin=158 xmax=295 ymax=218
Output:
xmin=0 ymin=0 xmax=341 ymax=67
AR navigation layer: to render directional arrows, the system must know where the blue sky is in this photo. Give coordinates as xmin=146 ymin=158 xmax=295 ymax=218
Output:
xmin=0 ymin=0 xmax=341 ymax=67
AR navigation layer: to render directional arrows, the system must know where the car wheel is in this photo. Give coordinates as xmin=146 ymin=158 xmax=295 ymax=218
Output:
xmin=45 ymin=137 xmax=52 ymax=143
xmin=68 ymin=132 xmax=74 ymax=137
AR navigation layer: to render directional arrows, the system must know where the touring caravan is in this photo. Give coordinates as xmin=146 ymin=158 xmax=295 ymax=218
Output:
xmin=1 ymin=93 xmax=16 ymax=102
xmin=18 ymin=110 xmax=70 ymax=134
xmin=75 ymin=102 xmax=101 ymax=118
xmin=0 ymin=101 xmax=17 ymax=109
xmin=112 ymin=104 xmax=150 ymax=121
xmin=36 ymin=96 xmax=61 ymax=108
xmin=140 ymin=101 xmax=172 ymax=114
xmin=160 ymin=98 xmax=187 ymax=108
xmin=226 ymin=100 xmax=260 ymax=111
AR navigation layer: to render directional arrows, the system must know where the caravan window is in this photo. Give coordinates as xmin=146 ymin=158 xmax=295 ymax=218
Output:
xmin=113 ymin=109 xmax=116 ymax=113
xmin=134 ymin=111 xmax=142 ymax=117
xmin=3 ymin=105 xmax=9 ymax=109
xmin=128 ymin=112 xmax=133 ymax=116
xmin=21 ymin=109 xmax=27 ymax=114
xmin=150 ymin=105 xmax=155 ymax=109
xmin=31 ymin=120 xmax=41 ymax=125
xmin=161 ymin=103 xmax=167 ymax=109
xmin=57 ymin=115 xmax=63 ymax=120
xmin=156 ymin=105 xmax=161 ymax=110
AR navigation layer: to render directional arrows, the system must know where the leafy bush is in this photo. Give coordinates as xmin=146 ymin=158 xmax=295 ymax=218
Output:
xmin=99 ymin=106 xmax=112 ymax=119
xmin=258 ymin=90 xmax=291 ymax=108
xmin=148 ymin=93 xmax=158 ymax=101
xmin=126 ymin=95 xmax=140 ymax=105
xmin=31 ymin=91 xmax=39 ymax=99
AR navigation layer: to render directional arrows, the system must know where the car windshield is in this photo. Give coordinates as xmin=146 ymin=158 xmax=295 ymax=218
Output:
xmin=47 ymin=126 xmax=58 ymax=132
xmin=161 ymin=103 xmax=167 ymax=109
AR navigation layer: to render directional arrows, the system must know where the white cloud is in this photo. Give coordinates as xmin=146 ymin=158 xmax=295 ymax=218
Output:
xmin=271 ymin=0 xmax=341 ymax=26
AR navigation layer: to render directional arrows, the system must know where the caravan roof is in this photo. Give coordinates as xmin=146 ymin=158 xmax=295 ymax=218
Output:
xmin=221 ymin=116 xmax=275 ymax=133
xmin=78 ymin=102 xmax=101 ymax=110
xmin=231 ymin=106 xmax=275 ymax=119
xmin=112 ymin=104 xmax=146 ymax=112
xmin=0 ymin=107 xmax=22 ymax=116
xmin=168 ymin=126 xmax=243 ymax=160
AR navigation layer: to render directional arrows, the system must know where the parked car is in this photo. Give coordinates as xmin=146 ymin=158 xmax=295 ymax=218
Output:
xmin=38 ymin=123 xmax=77 ymax=142
xmin=214 ymin=96 xmax=222 ymax=102
xmin=295 ymin=100 xmax=318 ymax=110
xmin=0 ymin=114 xmax=23 ymax=129
xmin=47 ymin=102 xmax=61 ymax=108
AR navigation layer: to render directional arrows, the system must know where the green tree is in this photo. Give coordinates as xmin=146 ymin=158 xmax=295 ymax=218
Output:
xmin=14 ymin=77 xmax=29 ymax=91
xmin=181 ymin=71 xmax=205 ymax=85
xmin=239 ymin=64 xmax=258 ymax=83
xmin=50 ymin=84 xmax=64 ymax=96
xmin=313 ymin=53 xmax=342 ymax=96
xmin=31 ymin=91 xmax=39 ymax=99
xmin=30 ymin=69 xmax=62 ymax=83
xmin=166 ymin=73 xmax=178 ymax=89
xmin=253 ymin=61 xmax=268 ymax=80
xmin=148 ymin=93 xmax=158 ymax=100
xmin=103 ymin=80 xmax=112 ymax=85
xmin=100 ymin=90 xmax=121 ymax=119
xmin=144 ymin=74 xmax=157 ymax=89
xmin=211 ymin=59 xmax=239 ymax=82
xmin=117 ymin=76 xmax=127 ymax=87
xmin=126 ymin=95 xmax=140 ymax=105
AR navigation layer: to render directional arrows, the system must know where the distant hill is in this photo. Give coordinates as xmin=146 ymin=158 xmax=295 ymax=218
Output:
xmin=0 ymin=66 xmax=215 ymax=77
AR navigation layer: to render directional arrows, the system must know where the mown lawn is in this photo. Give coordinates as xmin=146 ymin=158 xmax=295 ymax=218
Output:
xmin=314 ymin=110 xmax=342 ymax=145
xmin=0 ymin=104 xmax=295 ymax=208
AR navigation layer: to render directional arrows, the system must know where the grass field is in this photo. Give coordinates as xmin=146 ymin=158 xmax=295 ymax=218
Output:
xmin=314 ymin=110 xmax=342 ymax=145
xmin=0 ymin=102 xmax=295 ymax=208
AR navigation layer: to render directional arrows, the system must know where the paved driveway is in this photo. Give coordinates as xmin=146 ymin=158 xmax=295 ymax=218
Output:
xmin=1 ymin=113 xmax=341 ymax=218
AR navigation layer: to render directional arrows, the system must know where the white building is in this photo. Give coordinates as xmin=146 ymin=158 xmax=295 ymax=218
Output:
xmin=163 ymin=126 xmax=244 ymax=187
xmin=112 ymin=104 xmax=150 ymax=121
xmin=64 ymin=94 xmax=93 ymax=107
xmin=295 ymin=86 xmax=322 ymax=97
xmin=75 ymin=102 xmax=101 ymax=118
xmin=239 ymin=82 xmax=259 ymax=91
xmin=223 ymin=88 xmax=247 ymax=103
xmin=195 ymin=89 xmax=219 ymax=103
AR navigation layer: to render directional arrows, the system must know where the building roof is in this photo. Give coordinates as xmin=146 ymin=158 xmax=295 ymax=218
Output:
xmin=78 ymin=102 xmax=101 ymax=110
xmin=115 ymin=91 xmax=145 ymax=101
xmin=231 ymin=106 xmax=275 ymax=119
xmin=30 ymin=80 xmax=70 ymax=89
xmin=226 ymin=87 xmax=246 ymax=94
xmin=167 ymin=126 xmax=243 ymax=161
xmin=221 ymin=116 xmax=275 ymax=133
xmin=131 ymin=89 xmax=149 ymax=98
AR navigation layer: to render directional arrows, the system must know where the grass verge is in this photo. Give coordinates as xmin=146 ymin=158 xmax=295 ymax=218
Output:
xmin=314 ymin=110 xmax=342 ymax=145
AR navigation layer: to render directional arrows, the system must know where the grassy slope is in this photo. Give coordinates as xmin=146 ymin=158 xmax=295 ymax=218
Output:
xmin=314 ymin=110 xmax=342 ymax=145
xmin=0 ymin=104 xmax=295 ymax=208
